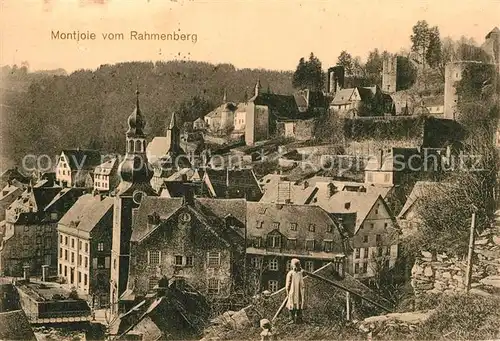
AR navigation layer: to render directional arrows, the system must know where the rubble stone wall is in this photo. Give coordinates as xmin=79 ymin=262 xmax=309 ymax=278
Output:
xmin=411 ymin=229 xmax=500 ymax=300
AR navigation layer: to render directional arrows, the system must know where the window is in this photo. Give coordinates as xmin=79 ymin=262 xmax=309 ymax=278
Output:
xmin=256 ymin=221 xmax=263 ymax=229
xmin=304 ymin=261 xmax=314 ymax=272
xmin=85 ymin=257 xmax=88 ymax=268
xmin=207 ymin=252 xmax=221 ymax=267
xmin=323 ymin=240 xmax=333 ymax=252
xmin=354 ymin=263 xmax=359 ymax=274
xmin=384 ymin=222 xmax=388 ymax=228
xmin=60 ymin=235 xmax=63 ymax=244
xmin=71 ymin=252 xmax=75 ymax=264
xmin=376 ymin=234 xmax=381 ymax=243
xmin=71 ymin=238 xmax=75 ymax=248
xmin=65 ymin=236 xmax=68 ymax=245
xmin=85 ymin=243 xmax=88 ymax=253
xmin=326 ymin=225 xmax=333 ymax=233
xmin=78 ymin=271 xmax=82 ymax=283
xmin=370 ymin=223 xmax=374 ymax=229
xmin=308 ymin=224 xmax=316 ymax=232
xmin=97 ymin=257 xmax=105 ymax=269
xmin=360 ymin=247 xmax=365 ymax=259
xmin=367 ymin=173 xmax=373 ymax=182
xmin=64 ymin=250 xmax=68 ymax=260
xmin=78 ymin=255 xmax=82 ymax=266
xmin=44 ymin=237 xmax=51 ymax=249
xmin=289 ymin=223 xmax=297 ymax=231
xmin=79 ymin=240 xmax=82 ymax=249
xmin=363 ymin=235 xmax=369 ymax=243
xmin=267 ymin=235 xmax=281 ymax=248
xmin=64 ymin=265 xmax=67 ymax=277
xmin=174 ymin=255 xmax=183 ymax=266
xmin=59 ymin=248 xmax=62 ymax=259
xmin=362 ymin=262 xmax=368 ymax=274
xmin=268 ymin=258 xmax=279 ymax=271
xmin=287 ymin=238 xmax=297 ymax=249
xmin=59 ymin=264 xmax=62 ymax=274
xmin=305 ymin=239 xmax=315 ymax=251
xmin=251 ymin=257 xmax=263 ymax=268
xmin=97 ymin=243 xmax=104 ymax=252
xmin=377 ymin=247 xmax=384 ymax=257
xmin=208 ymin=278 xmax=220 ymax=294
xmin=355 ymin=248 xmax=360 ymax=259
xmin=148 ymin=277 xmax=158 ymax=291
xmin=149 ymin=251 xmax=161 ymax=265
xmin=254 ymin=237 xmax=263 ymax=248
xmin=268 ymin=280 xmax=279 ymax=292
xmin=186 ymin=256 xmax=194 ymax=267
xmin=272 ymin=222 xmax=280 ymax=229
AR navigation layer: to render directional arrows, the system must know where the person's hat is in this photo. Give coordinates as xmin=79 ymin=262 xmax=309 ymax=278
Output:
xmin=260 ymin=318 xmax=271 ymax=329
xmin=291 ymin=258 xmax=301 ymax=267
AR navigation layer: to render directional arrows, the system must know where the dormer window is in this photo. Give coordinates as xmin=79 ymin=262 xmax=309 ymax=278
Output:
xmin=289 ymin=222 xmax=297 ymax=231
xmin=256 ymin=221 xmax=263 ymax=229
xmin=148 ymin=212 xmax=160 ymax=226
xmin=272 ymin=222 xmax=280 ymax=230
xmin=267 ymin=235 xmax=281 ymax=248
xmin=308 ymin=224 xmax=316 ymax=232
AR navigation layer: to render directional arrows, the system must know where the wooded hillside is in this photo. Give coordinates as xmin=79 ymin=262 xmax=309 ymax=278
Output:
xmin=0 ymin=61 xmax=294 ymax=167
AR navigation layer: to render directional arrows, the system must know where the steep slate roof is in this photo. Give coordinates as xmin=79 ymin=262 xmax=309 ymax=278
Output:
xmin=312 ymin=191 xmax=386 ymax=233
xmin=205 ymin=102 xmax=238 ymax=119
xmin=0 ymin=168 xmax=30 ymax=184
xmin=130 ymin=197 xmax=184 ymax=242
xmin=398 ymin=181 xmax=443 ymax=219
xmin=44 ymin=187 xmax=82 ymax=211
xmin=61 ymin=149 xmax=102 ymax=170
xmin=0 ymin=310 xmax=37 ymax=341
xmin=95 ymin=157 xmax=118 ymax=175
xmin=246 ymin=202 xmax=343 ymax=252
xmin=331 ymin=88 xmax=357 ymax=105
xmin=0 ymin=183 xmax=23 ymax=201
xmin=58 ymin=194 xmax=113 ymax=234
xmin=259 ymin=180 xmax=317 ymax=204
xmin=250 ymin=93 xmax=299 ymax=120
xmin=194 ymin=198 xmax=247 ymax=235
xmin=203 ymin=167 xmax=262 ymax=198
xmin=31 ymin=187 xmax=63 ymax=211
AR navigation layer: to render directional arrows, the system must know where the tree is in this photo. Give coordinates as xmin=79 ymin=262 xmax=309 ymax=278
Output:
xmin=292 ymin=53 xmax=324 ymax=91
xmin=336 ymin=51 xmax=354 ymax=76
xmin=396 ymin=56 xmax=417 ymax=90
xmin=410 ymin=20 xmax=442 ymax=69
xmin=426 ymin=26 xmax=442 ymax=68
xmin=176 ymin=95 xmax=215 ymax=127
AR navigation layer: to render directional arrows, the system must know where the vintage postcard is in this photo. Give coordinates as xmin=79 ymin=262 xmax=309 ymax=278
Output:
xmin=1 ymin=0 xmax=500 ymax=340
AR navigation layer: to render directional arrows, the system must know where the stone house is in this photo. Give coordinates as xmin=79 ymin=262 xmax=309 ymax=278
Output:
xmin=0 ymin=184 xmax=85 ymax=277
xmin=245 ymin=202 xmax=347 ymax=293
xmin=329 ymin=85 xmax=394 ymax=117
xmin=121 ymin=193 xmax=246 ymax=309
xmin=57 ymin=193 xmax=114 ymax=308
xmin=306 ymin=186 xmax=400 ymax=280
xmin=277 ymin=118 xmax=316 ymax=141
xmin=93 ymin=157 xmax=120 ymax=194
xmin=419 ymin=95 xmax=445 ymax=117
xmin=55 ymin=149 xmax=102 ymax=188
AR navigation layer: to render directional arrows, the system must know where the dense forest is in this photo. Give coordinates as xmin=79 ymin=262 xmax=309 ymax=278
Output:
xmin=0 ymin=61 xmax=294 ymax=168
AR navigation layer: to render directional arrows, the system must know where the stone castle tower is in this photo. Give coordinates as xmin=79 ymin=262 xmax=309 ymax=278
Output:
xmin=110 ymin=90 xmax=157 ymax=316
xmin=382 ymin=55 xmax=397 ymax=93
xmin=327 ymin=66 xmax=345 ymax=94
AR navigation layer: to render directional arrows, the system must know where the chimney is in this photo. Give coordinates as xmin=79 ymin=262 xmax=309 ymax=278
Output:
xmin=42 ymin=264 xmax=49 ymax=282
xmin=302 ymin=181 xmax=309 ymax=189
xmin=379 ymin=149 xmax=384 ymax=169
xmin=183 ymin=183 xmax=195 ymax=206
xmin=23 ymin=265 xmax=30 ymax=282
xmin=327 ymin=183 xmax=336 ymax=198
xmin=344 ymin=202 xmax=351 ymax=210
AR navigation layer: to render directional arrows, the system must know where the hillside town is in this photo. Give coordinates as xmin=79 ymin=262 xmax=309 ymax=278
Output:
xmin=1 ymin=22 xmax=500 ymax=341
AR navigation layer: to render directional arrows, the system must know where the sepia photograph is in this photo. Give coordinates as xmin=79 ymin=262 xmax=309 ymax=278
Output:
xmin=0 ymin=0 xmax=499 ymax=340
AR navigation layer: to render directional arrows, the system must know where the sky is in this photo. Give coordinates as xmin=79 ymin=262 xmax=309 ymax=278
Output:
xmin=0 ymin=0 xmax=499 ymax=73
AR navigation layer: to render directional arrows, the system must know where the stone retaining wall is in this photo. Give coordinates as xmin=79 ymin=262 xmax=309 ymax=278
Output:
xmin=411 ymin=228 xmax=500 ymax=300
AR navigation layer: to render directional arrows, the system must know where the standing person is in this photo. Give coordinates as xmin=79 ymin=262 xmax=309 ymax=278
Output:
xmin=285 ymin=258 xmax=305 ymax=324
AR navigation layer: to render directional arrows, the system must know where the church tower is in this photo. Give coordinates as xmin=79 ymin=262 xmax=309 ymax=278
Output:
xmin=110 ymin=90 xmax=157 ymax=316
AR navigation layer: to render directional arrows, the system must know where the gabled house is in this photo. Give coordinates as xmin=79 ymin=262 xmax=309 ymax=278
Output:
xmin=246 ymin=202 xmax=347 ymax=293
xmin=0 ymin=180 xmax=25 ymax=221
xmin=329 ymin=85 xmax=394 ymax=117
xmin=201 ymin=167 xmax=263 ymax=201
xmin=0 ymin=184 xmax=85 ymax=277
xmin=364 ymin=148 xmax=421 ymax=186
xmin=56 ymin=149 xmax=102 ymax=188
xmin=93 ymin=157 xmax=120 ymax=193
xmin=397 ymin=181 xmax=442 ymax=238
xmin=306 ymin=187 xmax=400 ymax=280
xmin=57 ymin=193 xmax=114 ymax=308
xmin=121 ymin=192 xmax=246 ymax=310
